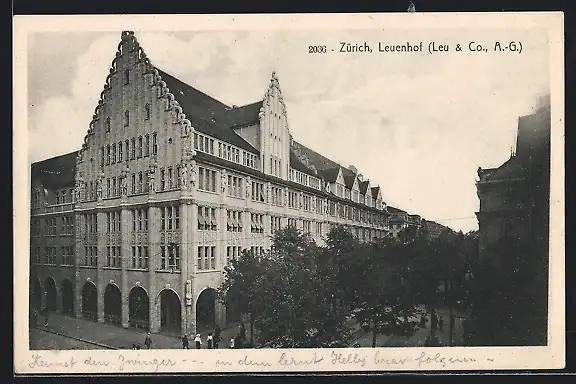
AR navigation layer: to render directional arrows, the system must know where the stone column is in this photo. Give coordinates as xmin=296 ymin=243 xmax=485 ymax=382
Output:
xmin=120 ymin=206 xmax=130 ymax=328
xmin=74 ymin=213 xmax=84 ymax=319
xmin=96 ymin=209 xmax=106 ymax=323
xmin=148 ymin=204 xmax=160 ymax=333
xmin=188 ymin=202 xmax=198 ymax=335
xmin=180 ymin=201 xmax=189 ymax=337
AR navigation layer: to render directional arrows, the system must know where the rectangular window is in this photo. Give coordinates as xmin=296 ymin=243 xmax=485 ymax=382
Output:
xmin=160 ymin=169 xmax=165 ymax=190
xmin=138 ymin=137 xmax=143 ymax=158
xmin=131 ymin=138 xmax=136 ymax=160
xmin=119 ymin=142 xmax=123 ymax=162
xmin=197 ymin=246 xmax=203 ymax=271
xmin=138 ymin=172 xmax=143 ymax=193
xmin=131 ymin=173 xmax=136 ymax=194
xmin=198 ymin=167 xmax=217 ymax=193
xmin=145 ymin=135 xmax=150 ymax=156
xmin=106 ymin=146 xmax=111 ymax=165
xmin=168 ymin=167 xmax=173 ymax=189
xmin=112 ymin=144 xmax=116 ymax=164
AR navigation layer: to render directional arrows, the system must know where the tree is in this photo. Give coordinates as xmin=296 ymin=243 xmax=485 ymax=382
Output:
xmin=218 ymin=249 xmax=267 ymax=345
xmin=354 ymin=241 xmax=419 ymax=347
xmin=468 ymin=235 xmax=547 ymax=346
xmin=255 ymin=227 xmax=351 ymax=347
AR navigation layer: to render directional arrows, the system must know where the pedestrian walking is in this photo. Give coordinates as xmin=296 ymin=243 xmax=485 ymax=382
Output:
xmin=194 ymin=334 xmax=202 ymax=349
xmin=144 ymin=333 xmax=152 ymax=349
xmin=214 ymin=325 xmax=221 ymax=349
xmin=207 ymin=333 xmax=214 ymax=349
xmin=182 ymin=334 xmax=189 ymax=349
xmin=229 ymin=337 xmax=235 ymax=349
xmin=438 ymin=316 xmax=444 ymax=331
xmin=239 ymin=323 xmax=246 ymax=342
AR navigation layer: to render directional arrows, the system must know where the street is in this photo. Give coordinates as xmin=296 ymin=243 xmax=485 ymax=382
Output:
xmin=29 ymin=312 xmax=251 ymax=350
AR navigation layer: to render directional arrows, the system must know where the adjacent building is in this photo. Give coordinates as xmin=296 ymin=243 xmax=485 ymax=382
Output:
xmin=475 ymin=99 xmax=551 ymax=264
xmin=29 ymin=31 xmax=391 ymax=338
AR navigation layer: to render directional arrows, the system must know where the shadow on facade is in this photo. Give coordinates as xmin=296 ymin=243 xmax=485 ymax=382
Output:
xmin=196 ymin=288 xmax=216 ymax=333
xmin=159 ymin=289 xmax=181 ymax=336
xmin=81 ymin=282 xmax=98 ymax=321
xmin=61 ymin=279 xmax=74 ymax=315
xmin=104 ymin=284 xmax=122 ymax=325
xmin=129 ymin=286 xmax=149 ymax=330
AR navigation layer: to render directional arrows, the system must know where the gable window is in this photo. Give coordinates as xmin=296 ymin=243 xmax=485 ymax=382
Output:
xmin=124 ymin=69 xmax=130 ymax=85
xmin=124 ymin=110 xmax=130 ymax=127
xmin=145 ymin=103 xmax=151 ymax=120
xmin=105 ymin=117 xmax=111 ymax=132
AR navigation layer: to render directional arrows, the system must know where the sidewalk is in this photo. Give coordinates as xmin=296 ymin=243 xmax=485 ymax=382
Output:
xmin=34 ymin=312 xmax=250 ymax=350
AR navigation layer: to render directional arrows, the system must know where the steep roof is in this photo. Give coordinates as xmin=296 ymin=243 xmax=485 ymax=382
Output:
xmin=31 ymin=151 xmax=78 ymax=189
xmin=483 ymin=156 xmax=526 ymax=182
xmin=228 ymin=101 xmax=263 ymax=128
xmin=289 ymin=151 xmax=319 ymax=177
xmin=371 ymin=186 xmax=381 ymax=199
xmin=387 ymin=206 xmax=406 ymax=215
xmin=359 ymin=180 xmax=370 ymax=194
xmin=318 ymin=167 xmax=341 ymax=183
xmin=155 ymin=68 xmax=259 ymax=154
xmin=292 ymin=140 xmax=340 ymax=171
xmin=343 ymin=174 xmax=357 ymax=189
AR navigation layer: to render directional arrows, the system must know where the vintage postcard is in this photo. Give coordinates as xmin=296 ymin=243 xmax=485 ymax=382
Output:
xmin=13 ymin=12 xmax=565 ymax=374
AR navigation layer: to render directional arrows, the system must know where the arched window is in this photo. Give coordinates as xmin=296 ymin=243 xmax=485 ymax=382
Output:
xmin=105 ymin=117 xmax=111 ymax=132
xmin=124 ymin=69 xmax=130 ymax=85
xmin=124 ymin=110 xmax=130 ymax=127
xmin=145 ymin=103 xmax=151 ymax=120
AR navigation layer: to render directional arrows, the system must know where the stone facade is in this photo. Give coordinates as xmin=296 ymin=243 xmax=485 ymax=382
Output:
xmin=29 ymin=31 xmax=391 ymax=337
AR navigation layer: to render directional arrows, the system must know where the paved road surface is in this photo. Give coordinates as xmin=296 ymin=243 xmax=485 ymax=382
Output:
xmin=30 ymin=328 xmax=107 ymax=350
xmin=30 ymin=312 xmax=250 ymax=350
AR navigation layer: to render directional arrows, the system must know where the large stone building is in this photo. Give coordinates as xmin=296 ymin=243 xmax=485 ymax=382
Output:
xmin=475 ymin=99 xmax=551 ymax=264
xmin=29 ymin=31 xmax=390 ymax=337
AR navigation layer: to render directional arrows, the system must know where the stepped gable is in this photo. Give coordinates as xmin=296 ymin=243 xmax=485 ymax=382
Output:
xmin=155 ymin=68 xmax=259 ymax=154
xmin=31 ymin=151 xmax=79 ymax=189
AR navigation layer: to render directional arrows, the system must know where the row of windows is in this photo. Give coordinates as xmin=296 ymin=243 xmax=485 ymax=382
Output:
xmin=198 ymin=206 xmax=217 ymax=231
xmin=269 ymin=155 xmax=282 ymax=177
xmin=160 ymin=205 xmax=180 ymax=231
xmin=198 ymin=167 xmax=217 ymax=193
xmin=32 ymin=216 xmax=74 ymax=237
xmin=54 ymin=188 xmax=75 ymax=205
xmin=227 ymin=175 xmax=243 ymax=198
xmin=100 ymin=134 xmax=158 ymax=167
xmin=32 ymin=246 xmax=74 ymax=265
xmin=106 ymin=211 xmax=122 ymax=233
xmin=160 ymin=244 xmax=179 ymax=270
xmin=251 ymin=181 xmax=266 ymax=203
xmin=194 ymin=132 xmax=258 ymax=170
xmin=132 ymin=208 xmax=148 ymax=232
xmin=197 ymin=245 xmax=216 ymax=271
xmin=289 ymin=168 xmax=322 ymax=191
xmin=226 ymin=210 xmax=243 ymax=232
xmin=226 ymin=246 xmax=242 ymax=266
xmin=159 ymin=166 xmax=181 ymax=191
xmin=84 ymin=214 xmax=98 ymax=234
xmin=250 ymin=213 xmax=265 ymax=233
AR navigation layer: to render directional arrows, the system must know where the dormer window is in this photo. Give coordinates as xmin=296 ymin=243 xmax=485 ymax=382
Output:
xmin=124 ymin=110 xmax=130 ymax=127
xmin=145 ymin=103 xmax=151 ymax=120
xmin=105 ymin=117 xmax=111 ymax=132
xmin=124 ymin=69 xmax=130 ymax=85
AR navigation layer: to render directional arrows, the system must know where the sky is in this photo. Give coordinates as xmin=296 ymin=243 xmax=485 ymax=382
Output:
xmin=27 ymin=28 xmax=550 ymax=232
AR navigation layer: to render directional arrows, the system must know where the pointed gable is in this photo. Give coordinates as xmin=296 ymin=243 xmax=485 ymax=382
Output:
xmin=371 ymin=186 xmax=381 ymax=199
xmin=319 ymin=166 xmax=341 ymax=183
